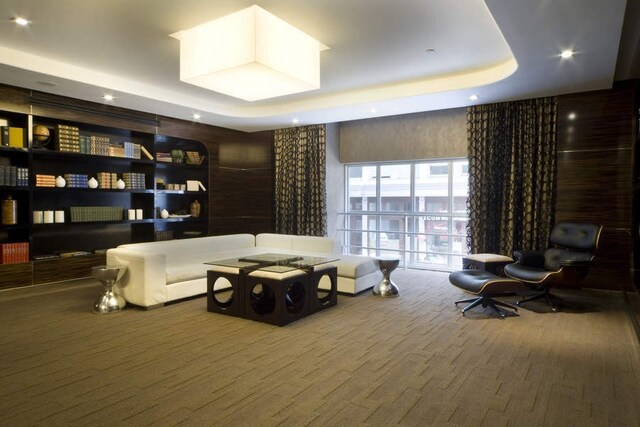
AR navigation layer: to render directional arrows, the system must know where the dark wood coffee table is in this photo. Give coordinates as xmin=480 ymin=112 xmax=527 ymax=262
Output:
xmin=205 ymin=253 xmax=338 ymax=326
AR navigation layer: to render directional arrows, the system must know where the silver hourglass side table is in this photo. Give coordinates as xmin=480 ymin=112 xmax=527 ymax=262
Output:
xmin=372 ymin=258 xmax=400 ymax=297
xmin=92 ymin=265 xmax=127 ymax=314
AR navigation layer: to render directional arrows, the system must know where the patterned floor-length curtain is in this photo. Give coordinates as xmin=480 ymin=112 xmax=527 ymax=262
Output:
xmin=274 ymin=124 xmax=327 ymax=236
xmin=467 ymin=97 xmax=557 ymax=256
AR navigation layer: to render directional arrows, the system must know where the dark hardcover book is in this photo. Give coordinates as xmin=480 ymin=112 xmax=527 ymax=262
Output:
xmin=9 ymin=166 xmax=16 ymax=186
xmin=0 ymin=165 xmax=5 ymax=186
xmin=0 ymin=126 xmax=8 ymax=146
xmin=18 ymin=168 xmax=27 ymax=186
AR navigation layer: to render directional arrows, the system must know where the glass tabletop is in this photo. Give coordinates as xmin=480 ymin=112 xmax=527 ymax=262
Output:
xmin=238 ymin=253 xmax=303 ymax=263
xmin=204 ymin=253 xmax=338 ymax=272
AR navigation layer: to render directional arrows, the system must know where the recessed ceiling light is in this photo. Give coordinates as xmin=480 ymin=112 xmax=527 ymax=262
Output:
xmin=567 ymin=112 xmax=576 ymax=120
xmin=102 ymin=94 xmax=114 ymax=101
xmin=560 ymin=49 xmax=574 ymax=59
xmin=12 ymin=17 xmax=29 ymax=26
xmin=370 ymin=108 xmax=377 ymax=113
xmin=193 ymin=113 xmax=201 ymax=120
xmin=469 ymin=94 xmax=479 ymax=101
xmin=292 ymin=118 xmax=299 ymax=124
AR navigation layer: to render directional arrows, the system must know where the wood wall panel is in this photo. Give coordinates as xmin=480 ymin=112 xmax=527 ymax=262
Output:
xmin=158 ymin=116 xmax=248 ymax=143
xmin=556 ymin=80 xmax=638 ymax=292
xmin=210 ymin=217 xmax=272 ymax=236
xmin=557 ymin=85 xmax=635 ymax=152
xmin=29 ymin=91 xmax=158 ymax=134
xmin=32 ymin=254 xmax=106 ymax=285
xmin=556 ymin=149 xmax=632 ymax=227
xmin=211 ymin=168 xmax=273 ymax=217
xmin=581 ymin=228 xmax=633 ymax=291
xmin=0 ymin=263 xmax=33 ymax=290
xmin=0 ymin=85 xmax=30 ymax=114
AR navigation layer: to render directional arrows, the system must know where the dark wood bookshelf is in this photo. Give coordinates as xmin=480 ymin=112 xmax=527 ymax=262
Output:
xmin=1 ymin=111 xmax=209 ymax=288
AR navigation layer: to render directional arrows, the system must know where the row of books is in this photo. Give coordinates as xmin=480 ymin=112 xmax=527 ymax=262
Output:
xmin=1 ymin=125 xmax=156 ymax=160
xmin=72 ymin=134 xmax=149 ymax=160
xmin=185 ymin=151 xmax=204 ymax=165
xmin=64 ymin=173 xmax=89 ymax=188
xmin=32 ymin=172 xmax=148 ymax=189
xmin=35 ymin=174 xmax=56 ymax=187
xmin=69 ymin=206 xmax=124 ymax=223
xmin=96 ymin=172 xmax=119 ymax=189
xmin=80 ymin=135 xmax=109 ymax=156
xmin=0 ymin=242 xmax=29 ymax=264
xmin=122 ymin=172 xmax=146 ymax=189
xmin=0 ymin=165 xmax=28 ymax=186
xmin=155 ymin=152 xmax=172 ymax=162
xmin=55 ymin=124 xmax=80 ymax=153
xmin=123 ymin=141 xmax=142 ymax=159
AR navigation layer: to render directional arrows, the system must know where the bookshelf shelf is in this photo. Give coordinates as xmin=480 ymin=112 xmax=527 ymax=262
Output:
xmin=32 ymin=188 xmax=156 ymax=194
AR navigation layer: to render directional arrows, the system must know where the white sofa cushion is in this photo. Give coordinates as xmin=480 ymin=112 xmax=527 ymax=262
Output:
xmin=166 ymin=263 xmax=209 ymax=285
xmin=165 ymin=247 xmax=264 ymax=284
xmin=255 ymin=233 xmax=292 ymax=250
xmin=119 ymin=233 xmax=255 ymax=256
xmin=256 ymin=233 xmax=337 ymax=254
xmin=291 ymin=235 xmax=337 ymax=254
xmin=332 ymin=255 xmax=379 ymax=279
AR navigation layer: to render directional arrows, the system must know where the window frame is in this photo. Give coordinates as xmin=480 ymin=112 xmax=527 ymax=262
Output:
xmin=343 ymin=158 xmax=469 ymax=271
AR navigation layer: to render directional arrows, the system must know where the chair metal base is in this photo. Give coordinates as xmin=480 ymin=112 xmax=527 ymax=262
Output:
xmin=516 ymin=288 xmax=559 ymax=312
xmin=455 ymin=296 xmax=519 ymax=320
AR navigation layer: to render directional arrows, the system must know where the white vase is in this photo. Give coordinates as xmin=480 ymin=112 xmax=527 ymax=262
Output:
xmin=55 ymin=176 xmax=66 ymax=188
xmin=160 ymin=209 xmax=169 ymax=219
xmin=116 ymin=178 xmax=125 ymax=190
xmin=88 ymin=177 xmax=98 ymax=189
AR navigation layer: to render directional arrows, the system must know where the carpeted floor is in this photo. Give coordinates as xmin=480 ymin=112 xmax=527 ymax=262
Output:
xmin=1 ymin=269 xmax=639 ymax=426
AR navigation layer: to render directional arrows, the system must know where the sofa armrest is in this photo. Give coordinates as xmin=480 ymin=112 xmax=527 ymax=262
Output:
xmin=513 ymin=250 xmax=545 ymax=268
xmin=106 ymin=248 xmax=168 ymax=308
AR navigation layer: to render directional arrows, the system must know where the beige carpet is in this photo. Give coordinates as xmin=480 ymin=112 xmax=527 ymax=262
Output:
xmin=1 ymin=269 xmax=639 ymax=426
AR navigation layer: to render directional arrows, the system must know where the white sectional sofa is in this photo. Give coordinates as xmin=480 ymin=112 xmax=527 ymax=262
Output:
xmin=106 ymin=233 xmax=382 ymax=308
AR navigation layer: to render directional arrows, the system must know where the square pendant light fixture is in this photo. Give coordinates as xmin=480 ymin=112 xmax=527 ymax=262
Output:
xmin=171 ymin=5 xmax=328 ymax=102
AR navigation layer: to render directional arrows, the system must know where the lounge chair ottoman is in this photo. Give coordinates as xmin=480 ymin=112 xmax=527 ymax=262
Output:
xmin=449 ymin=270 xmax=527 ymax=319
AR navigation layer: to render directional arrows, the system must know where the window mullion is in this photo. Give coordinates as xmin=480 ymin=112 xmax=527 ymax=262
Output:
xmin=376 ymin=164 xmax=381 ymax=257
xmin=448 ymin=160 xmax=454 ymax=266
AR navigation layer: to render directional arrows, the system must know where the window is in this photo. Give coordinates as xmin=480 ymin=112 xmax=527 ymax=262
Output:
xmin=429 ymin=164 xmax=448 ymax=175
xmin=342 ymin=159 xmax=469 ymax=271
xmin=347 ymin=165 xmax=377 ymax=211
xmin=380 ymin=164 xmax=411 ymax=212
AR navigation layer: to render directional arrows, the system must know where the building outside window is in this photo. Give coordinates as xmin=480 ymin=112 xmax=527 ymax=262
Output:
xmin=343 ymin=159 xmax=469 ymax=270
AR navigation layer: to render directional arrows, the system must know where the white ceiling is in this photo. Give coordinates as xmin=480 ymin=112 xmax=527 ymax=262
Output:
xmin=0 ymin=0 xmax=630 ymax=132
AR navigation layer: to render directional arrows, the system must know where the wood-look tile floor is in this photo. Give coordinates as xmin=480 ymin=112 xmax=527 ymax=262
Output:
xmin=1 ymin=270 xmax=639 ymax=426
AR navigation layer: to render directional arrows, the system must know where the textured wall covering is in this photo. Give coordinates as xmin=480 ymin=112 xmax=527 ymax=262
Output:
xmin=339 ymin=107 xmax=467 ymax=162
xmin=324 ymin=123 xmax=344 ymax=243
